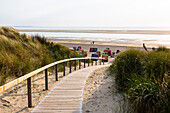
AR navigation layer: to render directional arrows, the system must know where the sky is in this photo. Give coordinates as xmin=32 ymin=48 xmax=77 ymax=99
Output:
xmin=1 ymin=0 xmax=170 ymax=27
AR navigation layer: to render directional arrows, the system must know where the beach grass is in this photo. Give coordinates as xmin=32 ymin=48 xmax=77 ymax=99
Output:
xmin=109 ymin=48 xmax=170 ymax=113
xmin=0 ymin=27 xmax=82 ymax=85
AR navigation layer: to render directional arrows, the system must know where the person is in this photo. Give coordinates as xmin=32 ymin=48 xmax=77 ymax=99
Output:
xmin=143 ymin=43 xmax=148 ymax=52
xmin=92 ymin=41 xmax=94 ymax=44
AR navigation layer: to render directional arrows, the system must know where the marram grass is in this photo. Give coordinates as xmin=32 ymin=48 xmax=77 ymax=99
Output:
xmin=0 ymin=27 xmax=82 ymax=85
xmin=109 ymin=48 xmax=170 ymax=113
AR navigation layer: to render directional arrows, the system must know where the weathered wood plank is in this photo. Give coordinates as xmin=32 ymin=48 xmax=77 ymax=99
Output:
xmin=32 ymin=65 xmax=108 ymax=113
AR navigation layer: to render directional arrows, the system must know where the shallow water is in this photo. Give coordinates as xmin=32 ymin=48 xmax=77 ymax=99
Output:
xmin=20 ymin=31 xmax=170 ymax=46
xmin=13 ymin=26 xmax=170 ymax=47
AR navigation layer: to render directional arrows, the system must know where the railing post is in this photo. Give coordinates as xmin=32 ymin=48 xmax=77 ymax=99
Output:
xmin=63 ymin=62 xmax=65 ymax=76
xmin=103 ymin=60 xmax=104 ymax=65
xmin=55 ymin=64 xmax=58 ymax=81
xmin=100 ymin=59 xmax=101 ymax=65
xmin=45 ymin=69 xmax=48 ymax=90
xmin=88 ymin=59 xmax=89 ymax=66
xmin=27 ymin=77 xmax=32 ymax=108
xmin=96 ymin=60 xmax=97 ymax=65
xmin=79 ymin=60 xmax=81 ymax=69
xmin=74 ymin=60 xmax=76 ymax=70
xmin=84 ymin=59 xmax=85 ymax=68
xmin=92 ymin=60 xmax=93 ymax=66
xmin=69 ymin=61 xmax=71 ymax=73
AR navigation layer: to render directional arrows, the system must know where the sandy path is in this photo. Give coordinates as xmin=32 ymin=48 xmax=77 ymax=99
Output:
xmin=82 ymin=67 xmax=127 ymax=113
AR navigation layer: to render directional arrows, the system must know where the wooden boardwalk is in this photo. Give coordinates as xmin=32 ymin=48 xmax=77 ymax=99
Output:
xmin=31 ymin=64 xmax=109 ymax=113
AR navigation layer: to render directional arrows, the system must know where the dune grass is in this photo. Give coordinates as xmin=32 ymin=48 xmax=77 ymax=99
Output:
xmin=0 ymin=27 xmax=82 ymax=85
xmin=109 ymin=48 xmax=170 ymax=113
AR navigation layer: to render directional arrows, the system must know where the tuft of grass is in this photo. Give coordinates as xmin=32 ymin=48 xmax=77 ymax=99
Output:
xmin=128 ymin=75 xmax=169 ymax=113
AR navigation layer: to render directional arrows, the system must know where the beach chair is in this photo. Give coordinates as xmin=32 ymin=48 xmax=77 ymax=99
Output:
xmin=102 ymin=55 xmax=108 ymax=62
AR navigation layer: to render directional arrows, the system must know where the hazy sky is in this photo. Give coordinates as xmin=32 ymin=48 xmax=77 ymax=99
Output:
xmin=1 ymin=0 xmax=170 ymax=27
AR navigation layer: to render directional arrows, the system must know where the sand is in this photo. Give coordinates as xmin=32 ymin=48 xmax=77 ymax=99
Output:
xmin=47 ymin=38 xmax=164 ymax=49
xmin=82 ymin=67 xmax=128 ymax=113
xmin=82 ymin=67 xmax=114 ymax=113
xmin=47 ymin=39 xmax=154 ymax=54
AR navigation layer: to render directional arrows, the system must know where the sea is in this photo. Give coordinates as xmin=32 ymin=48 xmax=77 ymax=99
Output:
xmin=12 ymin=26 xmax=170 ymax=47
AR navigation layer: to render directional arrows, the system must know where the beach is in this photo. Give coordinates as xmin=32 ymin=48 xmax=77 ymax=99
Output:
xmin=47 ymin=39 xmax=154 ymax=52
xmin=18 ymin=28 xmax=170 ymax=48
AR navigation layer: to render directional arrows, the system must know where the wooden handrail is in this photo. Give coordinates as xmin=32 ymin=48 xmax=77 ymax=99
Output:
xmin=0 ymin=57 xmax=104 ymax=93
xmin=0 ymin=57 xmax=105 ymax=107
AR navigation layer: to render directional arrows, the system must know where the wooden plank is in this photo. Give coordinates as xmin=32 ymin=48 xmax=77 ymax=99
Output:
xmin=32 ymin=110 xmax=80 ymax=113
xmin=32 ymin=65 xmax=108 ymax=113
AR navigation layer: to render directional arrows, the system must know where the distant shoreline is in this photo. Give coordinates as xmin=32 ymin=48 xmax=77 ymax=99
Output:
xmin=18 ymin=29 xmax=170 ymax=35
xmin=47 ymin=38 xmax=169 ymax=48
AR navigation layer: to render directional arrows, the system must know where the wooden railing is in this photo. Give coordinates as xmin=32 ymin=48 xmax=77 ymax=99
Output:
xmin=0 ymin=57 xmax=105 ymax=107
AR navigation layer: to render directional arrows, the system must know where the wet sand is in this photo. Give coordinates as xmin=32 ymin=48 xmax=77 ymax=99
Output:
xmin=48 ymin=39 xmax=154 ymax=52
xmin=18 ymin=29 xmax=170 ymax=35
